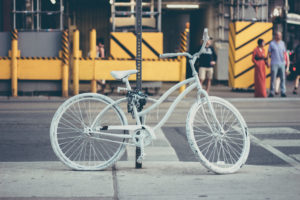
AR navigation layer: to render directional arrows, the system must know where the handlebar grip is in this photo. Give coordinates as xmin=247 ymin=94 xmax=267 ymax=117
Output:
xmin=202 ymin=28 xmax=209 ymax=41
xmin=159 ymin=53 xmax=179 ymax=59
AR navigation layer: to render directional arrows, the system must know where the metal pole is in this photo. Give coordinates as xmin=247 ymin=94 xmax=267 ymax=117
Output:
xmin=136 ymin=0 xmax=142 ymax=90
xmin=158 ymin=0 xmax=161 ymax=32
xmin=37 ymin=0 xmax=40 ymax=31
xmin=242 ymin=0 xmax=245 ymax=21
xmin=237 ymin=0 xmax=239 ymax=21
xmin=283 ymin=0 xmax=288 ymax=42
xmin=131 ymin=0 xmax=135 ymax=18
xmin=13 ymin=0 xmax=16 ymax=29
xmin=150 ymin=0 xmax=154 ymax=18
xmin=112 ymin=0 xmax=116 ymax=31
xmin=60 ymin=0 xmax=63 ymax=30
xmin=135 ymin=0 xmax=142 ymax=169
xmin=31 ymin=0 xmax=34 ymax=30
xmin=261 ymin=0 xmax=263 ymax=21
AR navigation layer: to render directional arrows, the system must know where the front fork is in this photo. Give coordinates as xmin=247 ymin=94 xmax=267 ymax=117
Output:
xmin=196 ymin=89 xmax=224 ymax=133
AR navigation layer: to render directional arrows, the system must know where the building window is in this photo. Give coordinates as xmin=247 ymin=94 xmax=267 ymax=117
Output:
xmin=12 ymin=0 xmax=63 ymax=31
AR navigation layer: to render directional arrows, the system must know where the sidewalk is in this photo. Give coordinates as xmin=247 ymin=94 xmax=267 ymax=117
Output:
xmin=0 ymin=80 xmax=299 ymax=101
xmin=158 ymin=80 xmax=300 ymax=99
xmin=1 ymin=161 xmax=300 ymax=200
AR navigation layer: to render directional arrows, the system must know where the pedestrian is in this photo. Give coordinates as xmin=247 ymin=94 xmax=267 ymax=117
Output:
xmin=293 ymin=43 xmax=300 ymax=94
xmin=252 ymin=38 xmax=268 ymax=97
xmin=275 ymin=51 xmax=290 ymax=95
xmin=95 ymin=38 xmax=107 ymax=94
xmin=196 ymin=37 xmax=217 ymax=93
xmin=268 ymin=32 xmax=288 ymax=97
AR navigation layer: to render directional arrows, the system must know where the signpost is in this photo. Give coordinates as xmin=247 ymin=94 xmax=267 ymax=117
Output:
xmin=135 ymin=0 xmax=142 ymax=169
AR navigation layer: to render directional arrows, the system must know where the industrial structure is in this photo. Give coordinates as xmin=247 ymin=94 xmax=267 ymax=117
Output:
xmin=0 ymin=0 xmax=299 ymax=96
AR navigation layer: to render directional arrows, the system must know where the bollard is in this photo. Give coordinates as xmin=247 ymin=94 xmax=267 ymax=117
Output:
xmin=73 ymin=30 xmax=80 ymax=95
xmin=89 ymin=29 xmax=97 ymax=93
xmin=61 ymin=30 xmax=69 ymax=97
xmin=179 ymin=23 xmax=189 ymax=93
xmin=180 ymin=22 xmax=189 ymax=53
xmin=11 ymin=29 xmax=18 ymax=97
xmin=179 ymin=56 xmax=187 ymax=93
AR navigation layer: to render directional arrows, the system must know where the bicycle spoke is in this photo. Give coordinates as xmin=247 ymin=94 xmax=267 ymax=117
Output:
xmin=50 ymin=94 xmax=128 ymax=170
xmin=187 ymin=97 xmax=249 ymax=174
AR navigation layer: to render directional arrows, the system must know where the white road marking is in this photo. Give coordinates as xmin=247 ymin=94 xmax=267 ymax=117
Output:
xmin=250 ymin=127 xmax=300 ymax=135
xmin=126 ymin=128 xmax=179 ymax=161
xmin=250 ymin=135 xmax=300 ymax=171
xmin=290 ymin=154 xmax=300 ymax=162
xmin=262 ymin=140 xmax=300 ymax=147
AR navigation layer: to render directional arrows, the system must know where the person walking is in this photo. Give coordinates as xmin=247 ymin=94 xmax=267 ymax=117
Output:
xmin=293 ymin=43 xmax=300 ymax=94
xmin=197 ymin=38 xmax=217 ymax=93
xmin=268 ymin=32 xmax=288 ymax=97
xmin=275 ymin=51 xmax=290 ymax=95
xmin=252 ymin=39 xmax=268 ymax=97
xmin=95 ymin=38 xmax=107 ymax=94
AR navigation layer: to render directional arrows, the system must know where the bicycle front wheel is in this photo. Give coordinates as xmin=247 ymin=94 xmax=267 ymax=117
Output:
xmin=50 ymin=93 xmax=128 ymax=170
xmin=186 ymin=96 xmax=250 ymax=174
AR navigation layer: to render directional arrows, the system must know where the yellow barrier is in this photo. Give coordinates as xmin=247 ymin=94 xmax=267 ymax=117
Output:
xmin=0 ymin=27 xmax=188 ymax=96
xmin=78 ymin=58 xmax=185 ymax=81
xmin=0 ymin=58 xmax=11 ymax=79
xmin=110 ymin=32 xmax=163 ymax=59
xmin=229 ymin=21 xmax=273 ymax=89
xmin=72 ymin=29 xmax=188 ymax=95
xmin=72 ymin=57 xmax=186 ymax=94
xmin=0 ymin=29 xmax=70 ymax=96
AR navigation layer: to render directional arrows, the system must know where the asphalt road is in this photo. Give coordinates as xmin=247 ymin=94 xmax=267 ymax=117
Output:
xmin=0 ymin=98 xmax=299 ymax=163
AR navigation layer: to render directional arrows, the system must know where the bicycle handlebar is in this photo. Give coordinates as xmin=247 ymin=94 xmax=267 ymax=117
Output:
xmin=202 ymin=28 xmax=209 ymax=43
xmin=159 ymin=52 xmax=192 ymax=59
xmin=159 ymin=28 xmax=210 ymax=60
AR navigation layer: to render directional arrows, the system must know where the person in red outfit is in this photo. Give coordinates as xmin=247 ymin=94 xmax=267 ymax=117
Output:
xmin=252 ymin=39 xmax=269 ymax=97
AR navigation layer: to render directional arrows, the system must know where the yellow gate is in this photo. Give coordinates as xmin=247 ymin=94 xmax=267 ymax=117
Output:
xmin=229 ymin=21 xmax=273 ymax=89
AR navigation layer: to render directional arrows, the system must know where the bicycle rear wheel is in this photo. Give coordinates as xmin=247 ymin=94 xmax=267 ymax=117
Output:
xmin=186 ymin=96 xmax=250 ymax=174
xmin=50 ymin=93 xmax=128 ymax=170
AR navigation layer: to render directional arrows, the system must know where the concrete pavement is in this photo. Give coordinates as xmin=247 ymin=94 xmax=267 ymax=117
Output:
xmin=1 ymin=161 xmax=300 ymax=200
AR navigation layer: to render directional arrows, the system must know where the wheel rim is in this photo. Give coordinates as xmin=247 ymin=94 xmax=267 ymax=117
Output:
xmin=51 ymin=95 xmax=127 ymax=170
xmin=191 ymin=99 xmax=247 ymax=172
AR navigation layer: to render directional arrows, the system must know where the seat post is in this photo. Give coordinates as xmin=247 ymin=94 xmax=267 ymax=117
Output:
xmin=123 ymin=77 xmax=132 ymax=90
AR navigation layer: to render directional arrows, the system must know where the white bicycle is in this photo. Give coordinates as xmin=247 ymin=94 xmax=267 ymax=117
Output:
xmin=50 ymin=29 xmax=250 ymax=174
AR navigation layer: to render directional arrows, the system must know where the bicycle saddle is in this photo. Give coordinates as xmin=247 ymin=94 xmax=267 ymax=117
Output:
xmin=111 ymin=70 xmax=138 ymax=80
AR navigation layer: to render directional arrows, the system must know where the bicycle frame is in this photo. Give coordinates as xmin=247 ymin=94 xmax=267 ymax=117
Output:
xmin=91 ymin=73 xmax=214 ymax=135
xmin=88 ymin=77 xmax=200 ymax=146
xmin=90 ymin=28 xmax=223 ymax=139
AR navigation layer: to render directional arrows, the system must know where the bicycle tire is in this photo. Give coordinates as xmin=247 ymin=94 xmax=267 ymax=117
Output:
xmin=50 ymin=93 xmax=128 ymax=170
xmin=186 ymin=96 xmax=250 ymax=174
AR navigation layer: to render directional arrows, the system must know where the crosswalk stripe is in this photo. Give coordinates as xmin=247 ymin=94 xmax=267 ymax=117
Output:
xmin=290 ymin=154 xmax=300 ymax=162
xmin=250 ymin=127 xmax=300 ymax=135
xmin=262 ymin=140 xmax=300 ymax=147
xmin=250 ymin=135 xmax=300 ymax=171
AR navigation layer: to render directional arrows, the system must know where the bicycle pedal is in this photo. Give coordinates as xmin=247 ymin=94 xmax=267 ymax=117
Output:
xmin=137 ymin=153 xmax=146 ymax=163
